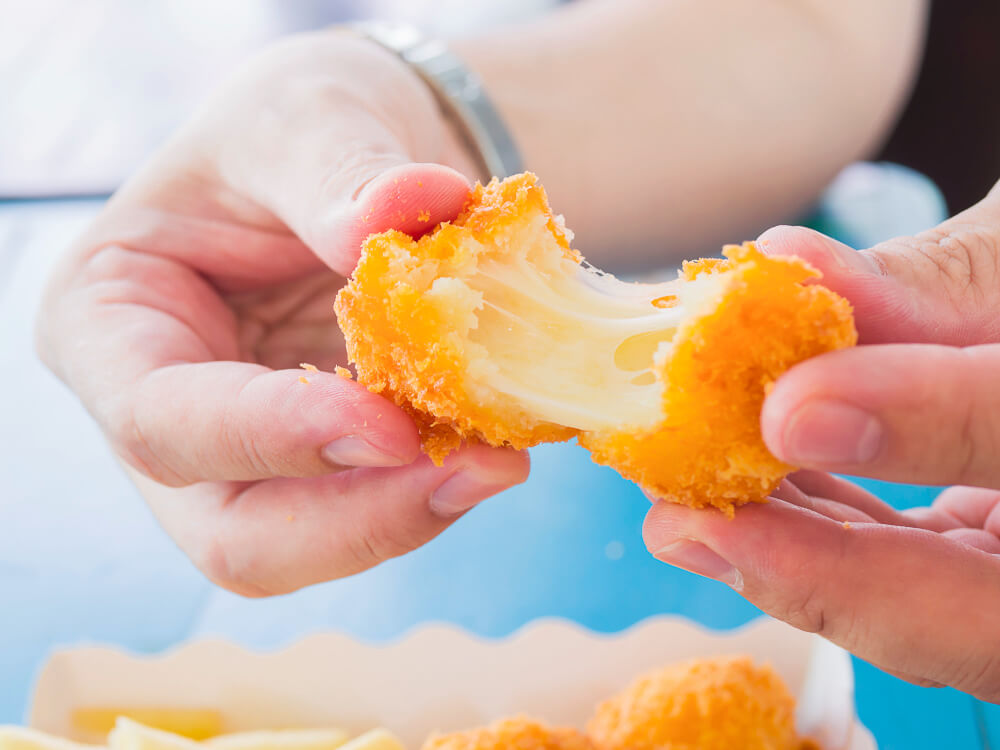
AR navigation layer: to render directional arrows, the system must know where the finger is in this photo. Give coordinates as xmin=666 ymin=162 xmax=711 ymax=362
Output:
xmin=757 ymin=183 xmax=1000 ymax=347
xmin=942 ymin=528 xmax=1000 ymax=554
xmin=785 ymin=470 xmax=917 ymax=526
xmin=203 ymin=33 xmax=477 ymax=275
xmin=141 ymin=443 xmax=530 ymax=596
xmin=932 ymin=486 xmax=1000 ymax=529
xmin=899 ymin=507 xmax=964 ymax=533
xmin=128 ymin=362 xmax=422 ymax=485
xmin=643 ymin=498 xmax=1000 ymax=700
xmin=761 ymin=343 xmax=1000 ymax=487
xmin=41 ymin=247 xmax=421 ymax=484
xmin=770 ymin=480 xmax=875 ymax=524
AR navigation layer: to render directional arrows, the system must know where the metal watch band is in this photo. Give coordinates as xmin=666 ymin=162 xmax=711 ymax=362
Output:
xmin=350 ymin=21 xmax=523 ymax=181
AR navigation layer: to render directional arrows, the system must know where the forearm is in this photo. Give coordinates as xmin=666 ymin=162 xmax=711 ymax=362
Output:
xmin=455 ymin=0 xmax=928 ymax=268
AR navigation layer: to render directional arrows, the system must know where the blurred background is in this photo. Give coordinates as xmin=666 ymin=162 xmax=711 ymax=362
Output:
xmin=1 ymin=1 xmax=999 ymax=748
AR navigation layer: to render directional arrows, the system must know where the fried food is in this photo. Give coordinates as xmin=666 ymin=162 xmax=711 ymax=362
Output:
xmin=0 ymin=727 xmax=99 ymax=750
xmin=207 ymin=729 xmax=349 ymax=750
xmin=9 ymin=721 xmax=392 ymax=750
xmin=585 ymin=656 xmax=800 ymax=750
xmin=72 ymin=710 xmax=222 ymax=743
xmin=336 ymin=173 xmax=856 ymax=513
xmin=337 ymin=730 xmax=404 ymax=750
xmin=421 ymin=717 xmax=594 ymax=750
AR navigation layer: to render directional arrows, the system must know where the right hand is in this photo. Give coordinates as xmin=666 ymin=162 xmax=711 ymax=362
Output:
xmin=35 ymin=30 xmax=529 ymax=597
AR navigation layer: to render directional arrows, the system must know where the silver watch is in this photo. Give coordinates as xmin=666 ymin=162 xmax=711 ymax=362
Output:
xmin=351 ymin=21 xmax=523 ymax=182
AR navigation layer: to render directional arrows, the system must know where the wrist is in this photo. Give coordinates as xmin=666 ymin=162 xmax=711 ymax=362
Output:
xmin=345 ymin=23 xmax=520 ymax=182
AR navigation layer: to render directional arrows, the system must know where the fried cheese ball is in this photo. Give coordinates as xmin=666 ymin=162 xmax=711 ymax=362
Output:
xmin=422 ymin=717 xmax=594 ymax=750
xmin=335 ymin=173 xmax=856 ymax=514
xmin=585 ymin=656 xmax=801 ymax=750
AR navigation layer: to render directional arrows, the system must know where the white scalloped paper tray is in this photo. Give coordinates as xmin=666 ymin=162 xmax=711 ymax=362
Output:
xmin=29 ymin=617 xmax=876 ymax=750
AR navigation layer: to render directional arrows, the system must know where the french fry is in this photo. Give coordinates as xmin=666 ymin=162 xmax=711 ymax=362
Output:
xmin=206 ymin=730 xmax=349 ymax=750
xmin=74 ymin=711 xmax=222 ymax=742
xmin=337 ymin=730 xmax=404 ymax=750
xmin=0 ymin=727 xmax=100 ymax=750
xmin=108 ymin=718 xmax=202 ymax=750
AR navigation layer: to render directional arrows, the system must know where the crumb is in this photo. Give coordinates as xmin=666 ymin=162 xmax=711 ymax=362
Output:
xmin=298 ymin=376 xmax=310 ymax=385
xmin=286 ymin=514 xmax=295 ymax=522
xmin=418 ymin=210 xmax=431 ymax=223
xmin=651 ymin=294 xmax=678 ymax=309
xmin=361 ymin=214 xmax=370 ymax=223
xmin=418 ymin=180 xmax=424 ymax=187
xmin=334 ymin=366 xmax=353 ymax=380
xmin=300 ymin=363 xmax=319 ymax=372
xmin=377 ymin=413 xmax=383 ymax=420
xmin=842 ymin=521 xmax=852 ymax=530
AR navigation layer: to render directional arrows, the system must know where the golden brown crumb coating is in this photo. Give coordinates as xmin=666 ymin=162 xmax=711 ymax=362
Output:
xmin=422 ymin=717 xmax=594 ymax=750
xmin=580 ymin=243 xmax=857 ymax=515
xmin=335 ymin=173 xmax=856 ymax=513
xmin=586 ymin=656 xmax=800 ymax=750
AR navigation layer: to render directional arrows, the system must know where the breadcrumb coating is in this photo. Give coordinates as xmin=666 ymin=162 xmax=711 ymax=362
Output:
xmin=335 ymin=173 xmax=856 ymax=513
xmin=585 ymin=656 xmax=800 ymax=750
xmin=422 ymin=717 xmax=594 ymax=750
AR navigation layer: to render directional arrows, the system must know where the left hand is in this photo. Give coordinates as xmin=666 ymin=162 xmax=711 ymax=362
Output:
xmin=644 ymin=180 xmax=1000 ymax=701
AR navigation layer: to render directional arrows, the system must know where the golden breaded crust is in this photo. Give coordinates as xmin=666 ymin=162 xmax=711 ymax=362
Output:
xmin=585 ymin=656 xmax=799 ymax=750
xmin=422 ymin=717 xmax=594 ymax=750
xmin=581 ymin=242 xmax=856 ymax=515
xmin=335 ymin=174 xmax=578 ymax=462
xmin=335 ymin=173 xmax=856 ymax=509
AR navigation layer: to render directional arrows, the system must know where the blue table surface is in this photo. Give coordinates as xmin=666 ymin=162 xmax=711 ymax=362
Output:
xmin=1 ymin=172 xmax=995 ymax=749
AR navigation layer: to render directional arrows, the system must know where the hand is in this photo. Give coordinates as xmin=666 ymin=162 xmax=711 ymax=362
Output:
xmin=644 ymin=181 xmax=1000 ymax=701
xmin=36 ymin=31 xmax=528 ymax=597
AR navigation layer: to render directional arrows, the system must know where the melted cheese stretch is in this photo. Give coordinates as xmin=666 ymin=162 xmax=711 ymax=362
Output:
xmin=460 ymin=219 xmax=722 ymax=433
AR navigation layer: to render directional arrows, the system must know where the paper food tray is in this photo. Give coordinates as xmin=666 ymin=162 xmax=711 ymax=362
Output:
xmin=29 ymin=616 xmax=876 ymax=750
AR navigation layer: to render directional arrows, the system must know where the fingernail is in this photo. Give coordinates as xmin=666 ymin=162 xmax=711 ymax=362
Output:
xmin=782 ymin=400 xmax=883 ymax=466
xmin=430 ymin=469 xmax=509 ymax=517
xmin=323 ymin=436 xmax=407 ymax=468
xmin=654 ymin=539 xmax=743 ymax=589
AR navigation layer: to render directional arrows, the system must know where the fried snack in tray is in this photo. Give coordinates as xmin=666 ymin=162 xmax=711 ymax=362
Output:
xmin=0 ymin=727 xmax=100 ymax=750
xmin=0 ymin=721 xmax=396 ymax=750
xmin=207 ymin=730 xmax=350 ymax=750
xmin=335 ymin=173 xmax=856 ymax=515
xmin=421 ymin=717 xmax=593 ymax=750
xmin=586 ymin=655 xmax=803 ymax=750
xmin=1 ymin=655 xmax=817 ymax=750
xmin=72 ymin=711 xmax=222 ymax=743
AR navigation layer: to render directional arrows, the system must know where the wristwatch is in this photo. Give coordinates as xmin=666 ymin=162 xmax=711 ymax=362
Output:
xmin=350 ymin=21 xmax=523 ymax=182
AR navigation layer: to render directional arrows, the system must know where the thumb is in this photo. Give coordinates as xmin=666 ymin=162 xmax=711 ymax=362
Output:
xmin=757 ymin=181 xmax=1000 ymax=346
xmin=205 ymin=33 xmax=476 ymax=276
xmin=760 ymin=343 xmax=1000 ymax=488
xmin=643 ymin=498 xmax=1000 ymax=701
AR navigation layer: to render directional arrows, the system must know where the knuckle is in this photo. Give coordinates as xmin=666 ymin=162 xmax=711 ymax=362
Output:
xmin=194 ymin=529 xmax=285 ymax=599
xmin=349 ymin=508 xmax=426 ymax=569
xmin=104 ymin=396 xmax=191 ymax=487
xmin=879 ymin=224 xmax=1000 ymax=307
xmin=952 ymin=349 xmax=1000 ymax=486
xmin=775 ymin=578 xmax=829 ymax=636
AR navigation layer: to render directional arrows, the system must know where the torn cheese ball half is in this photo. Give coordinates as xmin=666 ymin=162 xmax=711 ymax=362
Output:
xmin=335 ymin=173 xmax=856 ymax=514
